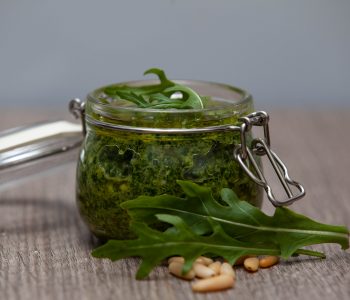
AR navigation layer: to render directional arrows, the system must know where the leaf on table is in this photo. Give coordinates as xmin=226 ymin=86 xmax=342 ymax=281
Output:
xmin=92 ymin=214 xmax=282 ymax=279
xmin=122 ymin=181 xmax=349 ymax=258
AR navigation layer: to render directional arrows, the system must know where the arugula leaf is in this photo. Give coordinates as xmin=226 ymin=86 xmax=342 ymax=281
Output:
xmin=102 ymin=68 xmax=205 ymax=109
xmin=143 ymin=68 xmax=173 ymax=88
xmin=92 ymin=214 xmax=327 ymax=279
xmin=163 ymin=86 xmax=204 ymax=109
xmin=122 ymin=181 xmax=349 ymax=258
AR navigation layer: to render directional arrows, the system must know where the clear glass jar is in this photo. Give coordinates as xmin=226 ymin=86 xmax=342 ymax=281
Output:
xmin=76 ymin=80 xmax=263 ymax=240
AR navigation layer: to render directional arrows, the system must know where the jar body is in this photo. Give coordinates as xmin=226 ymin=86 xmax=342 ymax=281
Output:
xmin=76 ymin=80 xmax=263 ymax=239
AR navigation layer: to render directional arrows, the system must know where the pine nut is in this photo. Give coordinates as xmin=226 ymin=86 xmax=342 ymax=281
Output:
xmin=201 ymin=256 xmax=214 ymax=265
xmin=194 ymin=257 xmax=205 ymax=264
xmin=259 ymin=256 xmax=279 ymax=268
xmin=243 ymin=257 xmax=259 ymax=272
xmin=195 ymin=256 xmax=213 ymax=266
xmin=193 ymin=263 xmax=216 ymax=278
xmin=220 ymin=262 xmax=236 ymax=279
xmin=168 ymin=256 xmax=185 ymax=264
xmin=208 ymin=261 xmax=221 ymax=275
xmin=234 ymin=255 xmax=251 ymax=266
xmin=192 ymin=275 xmax=235 ymax=292
xmin=168 ymin=261 xmax=195 ymax=280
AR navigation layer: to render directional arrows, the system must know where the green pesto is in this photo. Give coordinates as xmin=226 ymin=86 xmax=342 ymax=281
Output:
xmin=76 ymin=124 xmax=263 ymax=240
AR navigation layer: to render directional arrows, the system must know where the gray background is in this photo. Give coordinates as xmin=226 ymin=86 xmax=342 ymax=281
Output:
xmin=0 ymin=0 xmax=349 ymax=109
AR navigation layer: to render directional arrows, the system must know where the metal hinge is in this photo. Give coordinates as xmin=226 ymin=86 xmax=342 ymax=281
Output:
xmin=234 ymin=111 xmax=305 ymax=207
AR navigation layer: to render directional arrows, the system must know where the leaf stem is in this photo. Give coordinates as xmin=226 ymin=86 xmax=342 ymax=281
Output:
xmin=294 ymin=249 xmax=326 ymax=258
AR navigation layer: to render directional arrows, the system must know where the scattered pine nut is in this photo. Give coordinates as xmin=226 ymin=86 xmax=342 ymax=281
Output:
xmin=243 ymin=257 xmax=259 ymax=272
xmin=168 ymin=256 xmax=185 ymax=264
xmin=195 ymin=256 xmax=213 ymax=266
xmin=208 ymin=261 xmax=222 ymax=275
xmin=193 ymin=263 xmax=216 ymax=278
xmin=192 ymin=275 xmax=235 ymax=292
xmin=168 ymin=261 xmax=195 ymax=280
xmin=259 ymin=256 xmax=279 ymax=268
xmin=167 ymin=255 xmax=278 ymax=293
xmin=234 ymin=255 xmax=251 ymax=266
xmin=220 ymin=262 xmax=236 ymax=279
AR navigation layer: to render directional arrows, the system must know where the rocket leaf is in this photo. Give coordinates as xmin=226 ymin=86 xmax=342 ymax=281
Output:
xmin=92 ymin=214 xmax=302 ymax=279
xmin=103 ymin=68 xmax=205 ymax=109
xmin=122 ymin=181 xmax=349 ymax=258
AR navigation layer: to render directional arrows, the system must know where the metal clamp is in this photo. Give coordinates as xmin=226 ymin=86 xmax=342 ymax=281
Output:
xmin=69 ymin=98 xmax=86 ymax=135
xmin=234 ymin=111 xmax=305 ymax=207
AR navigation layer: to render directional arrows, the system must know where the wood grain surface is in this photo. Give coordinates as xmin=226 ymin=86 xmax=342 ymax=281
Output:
xmin=0 ymin=109 xmax=349 ymax=300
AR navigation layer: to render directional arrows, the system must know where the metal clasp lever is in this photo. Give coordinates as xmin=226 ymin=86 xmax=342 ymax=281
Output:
xmin=234 ymin=111 xmax=305 ymax=207
xmin=69 ymin=98 xmax=86 ymax=135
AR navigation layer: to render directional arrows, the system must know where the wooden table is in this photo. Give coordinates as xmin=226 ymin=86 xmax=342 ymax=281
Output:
xmin=0 ymin=109 xmax=349 ymax=300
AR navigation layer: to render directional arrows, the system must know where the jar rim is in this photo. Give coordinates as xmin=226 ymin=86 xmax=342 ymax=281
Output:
xmin=85 ymin=79 xmax=254 ymax=129
xmin=87 ymin=79 xmax=252 ymax=114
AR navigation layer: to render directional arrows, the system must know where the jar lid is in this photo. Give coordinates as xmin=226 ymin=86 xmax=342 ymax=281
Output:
xmin=0 ymin=121 xmax=82 ymax=187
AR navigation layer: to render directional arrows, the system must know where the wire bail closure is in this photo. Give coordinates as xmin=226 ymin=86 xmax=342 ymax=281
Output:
xmin=234 ymin=111 xmax=305 ymax=207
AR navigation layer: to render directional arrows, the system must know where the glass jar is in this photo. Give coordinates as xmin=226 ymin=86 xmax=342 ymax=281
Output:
xmin=76 ymin=80 xmax=263 ymax=240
